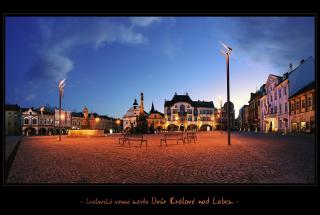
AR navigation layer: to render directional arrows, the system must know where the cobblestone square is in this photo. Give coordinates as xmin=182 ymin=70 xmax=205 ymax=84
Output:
xmin=6 ymin=131 xmax=315 ymax=184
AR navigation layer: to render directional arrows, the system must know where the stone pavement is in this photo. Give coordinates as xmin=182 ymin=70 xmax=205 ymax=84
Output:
xmin=5 ymin=136 xmax=22 ymax=161
xmin=6 ymin=132 xmax=315 ymax=184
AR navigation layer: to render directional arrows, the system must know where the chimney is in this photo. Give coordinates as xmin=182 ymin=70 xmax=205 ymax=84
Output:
xmin=300 ymin=59 xmax=305 ymax=64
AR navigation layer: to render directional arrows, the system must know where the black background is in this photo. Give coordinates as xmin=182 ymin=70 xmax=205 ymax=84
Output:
xmin=1 ymin=2 xmax=319 ymax=212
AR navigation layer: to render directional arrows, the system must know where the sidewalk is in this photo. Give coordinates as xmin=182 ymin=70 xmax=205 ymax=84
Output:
xmin=5 ymin=136 xmax=22 ymax=162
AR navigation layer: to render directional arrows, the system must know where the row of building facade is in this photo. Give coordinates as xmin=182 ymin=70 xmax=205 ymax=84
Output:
xmin=123 ymin=92 xmax=236 ymax=132
xmin=5 ymin=104 xmax=121 ymax=135
xmin=238 ymin=57 xmax=315 ymax=133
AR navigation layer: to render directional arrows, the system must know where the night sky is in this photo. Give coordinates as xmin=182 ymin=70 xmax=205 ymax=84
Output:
xmin=5 ymin=16 xmax=315 ymax=118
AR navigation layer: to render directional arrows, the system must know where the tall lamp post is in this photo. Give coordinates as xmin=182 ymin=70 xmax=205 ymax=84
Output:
xmin=218 ymin=96 xmax=222 ymax=134
xmin=116 ymin=119 xmax=120 ymax=133
xmin=95 ymin=117 xmax=100 ymax=130
xmin=219 ymin=41 xmax=232 ymax=146
xmin=58 ymin=79 xmax=66 ymax=142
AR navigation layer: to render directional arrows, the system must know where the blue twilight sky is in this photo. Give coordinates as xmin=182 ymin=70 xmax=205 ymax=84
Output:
xmin=5 ymin=16 xmax=315 ymax=118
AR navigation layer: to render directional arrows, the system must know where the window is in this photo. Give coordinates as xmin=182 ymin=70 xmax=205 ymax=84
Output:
xmin=284 ymin=87 xmax=287 ymax=95
xmin=297 ymin=100 xmax=300 ymax=110
xmin=279 ymin=89 xmax=281 ymax=98
xmin=285 ymin=102 xmax=288 ymax=113
xmin=307 ymin=96 xmax=312 ymax=107
xmin=302 ymin=99 xmax=305 ymax=109
xmin=188 ymin=117 xmax=192 ymax=121
xmin=275 ymin=106 xmax=277 ymax=113
xmin=275 ymin=91 xmax=277 ymax=100
xmin=194 ymin=117 xmax=197 ymax=121
xmin=270 ymin=95 xmax=273 ymax=102
xmin=279 ymin=104 xmax=282 ymax=114
xmin=179 ymin=105 xmax=185 ymax=113
xmin=24 ymin=118 xmax=29 ymax=125
xmin=8 ymin=112 xmax=12 ymax=115
xmin=8 ymin=121 xmax=11 ymax=126
xmin=32 ymin=119 xmax=37 ymax=124
xmin=14 ymin=122 xmax=17 ymax=126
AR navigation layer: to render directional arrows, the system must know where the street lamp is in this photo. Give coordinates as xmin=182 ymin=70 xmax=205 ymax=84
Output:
xmin=58 ymin=79 xmax=66 ymax=142
xmin=218 ymin=96 xmax=223 ymax=134
xmin=219 ymin=41 xmax=232 ymax=146
xmin=95 ymin=117 xmax=100 ymax=130
xmin=116 ymin=119 xmax=120 ymax=133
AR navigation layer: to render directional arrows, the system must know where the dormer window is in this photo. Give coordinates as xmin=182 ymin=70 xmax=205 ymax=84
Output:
xmin=29 ymin=112 xmax=32 ymax=115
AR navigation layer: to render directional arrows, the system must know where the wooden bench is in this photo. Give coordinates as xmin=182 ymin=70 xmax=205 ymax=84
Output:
xmin=160 ymin=132 xmax=185 ymax=146
xmin=185 ymin=132 xmax=197 ymax=143
xmin=119 ymin=134 xmax=147 ymax=147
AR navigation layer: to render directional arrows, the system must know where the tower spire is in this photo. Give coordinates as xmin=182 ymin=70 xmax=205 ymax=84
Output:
xmin=151 ymin=102 xmax=155 ymax=112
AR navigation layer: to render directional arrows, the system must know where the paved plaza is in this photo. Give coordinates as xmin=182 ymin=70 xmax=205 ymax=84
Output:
xmin=6 ymin=131 xmax=315 ymax=184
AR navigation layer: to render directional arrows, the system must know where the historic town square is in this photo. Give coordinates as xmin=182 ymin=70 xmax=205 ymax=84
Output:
xmin=4 ymin=16 xmax=316 ymax=184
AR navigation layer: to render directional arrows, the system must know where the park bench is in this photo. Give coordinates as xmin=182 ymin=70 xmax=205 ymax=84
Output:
xmin=160 ymin=132 xmax=185 ymax=146
xmin=185 ymin=132 xmax=197 ymax=143
xmin=119 ymin=134 xmax=147 ymax=147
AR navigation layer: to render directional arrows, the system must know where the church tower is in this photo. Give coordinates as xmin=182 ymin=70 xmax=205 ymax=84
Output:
xmin=150 ymin=102 xmax=155 ymax=113
xmin=139 ymin=92 xmax=144 ymax=115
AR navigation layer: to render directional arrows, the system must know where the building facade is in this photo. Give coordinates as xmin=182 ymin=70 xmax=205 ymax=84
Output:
xmin=221 ymin=101 xmax=236 ymax=130
xmin=71 ymin=112 xmax=83 ymax=130
xmin=260 ymin=74 xmax=283 ymax=132
xmin=123 ymin=93 xmax=148 ymax=131
xmin=147 ymin=102 xmax=165 ymax=130
xmin=5 ymin=104 xmax=21 ymax=135
xmin=289 ymin=82 xmax=315 ymax=133
xmin=37 ymin=107 xmax=55 ymax=135
xmin=239 ymin=104 xmax=249 ymax=131
xmin=274 ymin=74 xmax=290 ymax=132
xmin=21 ymin=108 xmax=41 ymax=135
xmin=164 ymin=93 xmax=215 ymax=131
xmin=54 ymin=109 xmax=72 ymax=134
xmin=247 ymin=84 xmax=265 ymax=131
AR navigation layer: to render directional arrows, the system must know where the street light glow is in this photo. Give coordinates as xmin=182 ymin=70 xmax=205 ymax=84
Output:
xmin=59 ymin=79 xmax=66 ymax=88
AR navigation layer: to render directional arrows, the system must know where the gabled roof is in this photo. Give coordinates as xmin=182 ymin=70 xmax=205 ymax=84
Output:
xmin=150 ymin=109 xmax=164 ymax=117
xmin=165 ymin=93 xmax=214 ymax=108
xmin=165 ymin=94 xmax=193 ymax=107
xmin=35 ymin=107 xmax=55 ymax=115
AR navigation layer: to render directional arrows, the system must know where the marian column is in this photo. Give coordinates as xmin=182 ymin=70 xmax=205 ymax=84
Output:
xmin=140 ymin=93 xmax=144 ymax=115
xmin=139 ymin=92 xmax=144 ymax=115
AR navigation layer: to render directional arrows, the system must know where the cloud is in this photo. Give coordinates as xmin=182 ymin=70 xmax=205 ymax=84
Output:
xmin=227 ymin=17 xmax=315 ymax=73
xmin=25 ymin=94 xmax=36 ymax=101
xmin=28 ymin=17 xmax=151 ymax=83
xmin=30 ymin=52 xmax=74 ymax=82
xmin=129 ymin=17 xmax=162 ymax=27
